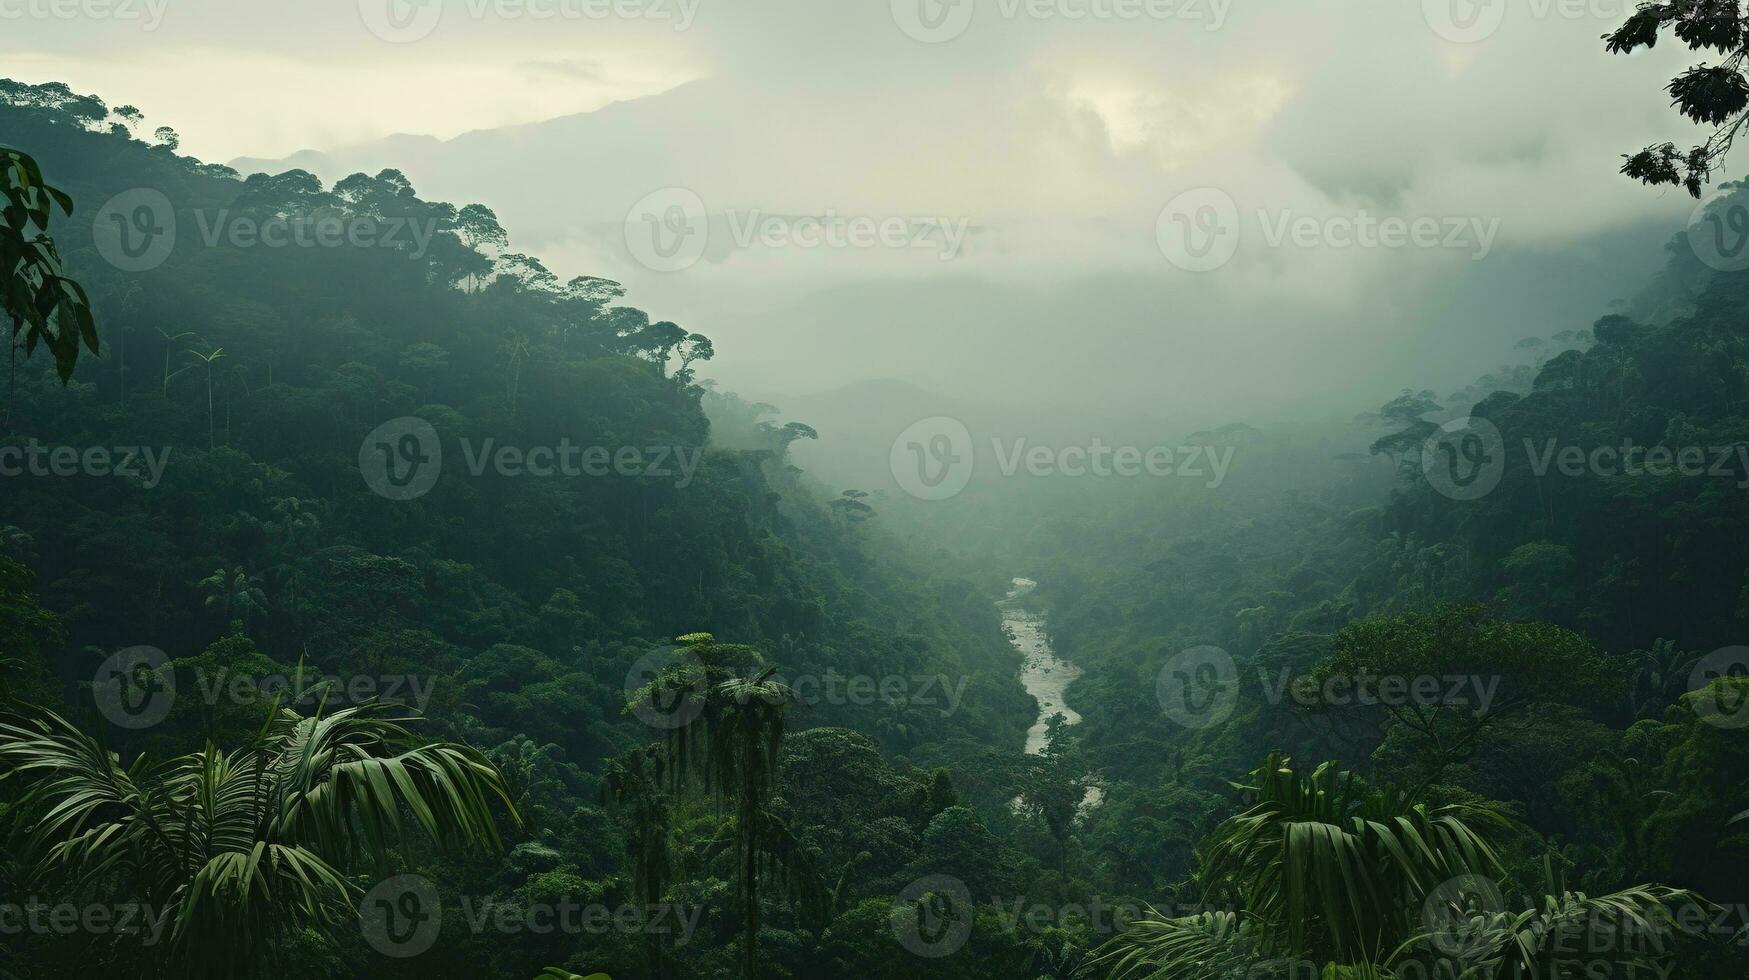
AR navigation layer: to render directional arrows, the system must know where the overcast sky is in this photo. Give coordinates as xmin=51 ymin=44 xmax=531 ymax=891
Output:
xmin=6 ymin=0 xmax=1721 ymax=426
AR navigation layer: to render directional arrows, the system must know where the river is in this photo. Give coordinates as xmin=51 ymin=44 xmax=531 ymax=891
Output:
xmin=1000 ymin=577 xmax=1103 ymax=809
xmin=1000 ymin=577 xmax=1082 ymax=754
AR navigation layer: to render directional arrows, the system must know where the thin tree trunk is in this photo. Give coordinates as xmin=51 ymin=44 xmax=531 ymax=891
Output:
xmin=5 ymin=326 xmax=17 ymax=435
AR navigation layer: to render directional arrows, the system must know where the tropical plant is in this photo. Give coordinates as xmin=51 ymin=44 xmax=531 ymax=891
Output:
xmin=601 ymin=746 xmax=673 ymax=980
xmin=1425 ymin=875 xmax=1696 ymax=980
xmin=0 ymin=701 xmax=518 ymax=978
xmin=1198 ymin=753 xmax=1503 ymax=964
xmin=198 ymin=565 xmax=266 ymax=623
xmin=1627 ymin=639 xmax=1701 ymax=719
xmin=622 ymin=635 xmax=828 ymax=979
xmin=169 ymin=345 xmax=225 ymax=448
xmin=1095 ymin=754 xmax=1698 ymax=979
xmin=153 ymin=328 xmax=196 ymax=397
xmin=1 ymin=145 xmax=97 ymax=422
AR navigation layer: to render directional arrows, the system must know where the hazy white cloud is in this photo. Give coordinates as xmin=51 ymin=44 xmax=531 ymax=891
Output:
xmin=1 ymin=0 xmax=1721 ymax=420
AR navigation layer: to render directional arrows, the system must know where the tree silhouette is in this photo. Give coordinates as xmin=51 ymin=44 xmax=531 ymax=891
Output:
xmin=1609 ymin=3 xmax=1749 ymax=194
xmin=199 ymin=566 xmax=266 ymax=624
xmin=625 ymin=635 xmax=828 ymax=979
xmin=2 ymin=146 xmax=98 ymax=423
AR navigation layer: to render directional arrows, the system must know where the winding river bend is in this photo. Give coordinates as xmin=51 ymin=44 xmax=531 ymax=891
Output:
xmin=1000 ymin=577 xmax=1083 ymax=754
xmin=1000 ymin=577 xmax=1104 ymax=808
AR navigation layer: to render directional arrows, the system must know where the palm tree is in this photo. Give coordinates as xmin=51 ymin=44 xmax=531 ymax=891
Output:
xmin=0 ymin=701 xmax=518 ymax=978
xmin=503 ymin=332 xmax=531 ymax=415
xmin=1095 ymin=754 xmax=1696 ymax=979
xmin=0 ymin=523 xmax=32 ymax=559
xmin=1626 ymin=639 xmax=1699 ymax=719
xmin=874 ymin=696 xmax=916 ymax=748
xmin=154 ymin=328 xmax=196 ymax=398
xmin=1434 ymin=872 xmax=1695 ymax=980
xmin=173 ymin=345 xmax=225 ymax=448
xmin=198 ymin=565 xmax=266 ymax=624
xmin=110 ymin=281 xmax=141 ymax=408
xmin=268 ymin=496 xmax=324 ymax=551
xmin=602 ymin=747 xmax=674 ymax=980
xmin=678 ymin=665 xmax=802 ymax=979
xmin=627 ymin=635 xmax=827 ymax=979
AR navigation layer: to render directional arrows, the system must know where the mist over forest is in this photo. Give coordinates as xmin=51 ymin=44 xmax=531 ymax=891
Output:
xmin=4 ymin=3 xmax=1749 ymax=979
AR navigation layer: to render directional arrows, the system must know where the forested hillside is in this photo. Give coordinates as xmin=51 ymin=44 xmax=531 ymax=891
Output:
xmin=4 ymin=72 xmax=1748 ymax=980
xmin=0 ymin=82 xmax=1056 ymax=979
xmin=1007 ymin=189 xmax=1749 ymax=976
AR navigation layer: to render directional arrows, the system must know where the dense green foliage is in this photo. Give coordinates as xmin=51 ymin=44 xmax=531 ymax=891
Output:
xmin=990 ymin=189 xmax=1749 ymax=976
xmin=1611 ymin=1 xmax=1749 ymax=196
xmin=0 ymin=82 xmax=1039 ymax=978
xmin=2 ymin=75 xmax=1747 ymax=979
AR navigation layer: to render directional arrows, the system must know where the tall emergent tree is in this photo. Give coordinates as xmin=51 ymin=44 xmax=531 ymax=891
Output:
xmin=621 ymin=634 xmax=828 ymax=980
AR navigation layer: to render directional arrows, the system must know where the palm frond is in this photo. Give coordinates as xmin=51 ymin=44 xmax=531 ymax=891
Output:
xmin=0 ymin=700 xmax=518 ymax=977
